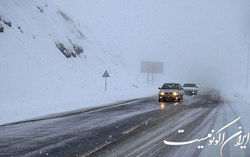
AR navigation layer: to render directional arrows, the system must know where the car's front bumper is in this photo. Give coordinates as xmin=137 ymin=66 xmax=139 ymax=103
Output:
xmin=159 ymin=94 xmax=181 ymax=101
xmin=184 ymin=90 xmax=198 ymax=95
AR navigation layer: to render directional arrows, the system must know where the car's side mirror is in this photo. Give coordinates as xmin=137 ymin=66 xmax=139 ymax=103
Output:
xmin=158 ymin=87 xmax=161 ymax=89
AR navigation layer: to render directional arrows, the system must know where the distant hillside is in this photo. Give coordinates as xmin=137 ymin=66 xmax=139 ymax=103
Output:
xmin=0 ymin=0 xmax=155 ymax=124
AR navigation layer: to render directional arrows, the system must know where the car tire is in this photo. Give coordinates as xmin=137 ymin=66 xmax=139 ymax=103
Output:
xmin=179 ymin=96 xmax=183 ymax=102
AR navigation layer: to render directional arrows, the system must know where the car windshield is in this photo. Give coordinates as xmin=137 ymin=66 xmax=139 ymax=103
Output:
xmin=183 ymin=84 xmax=197 ymax=87
xmin=162 ymin=83 xmax=179 ymax=89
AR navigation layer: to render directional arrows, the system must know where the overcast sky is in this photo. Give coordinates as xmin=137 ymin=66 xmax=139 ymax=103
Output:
xmin=56 ymin=0 xmax=250 ymax=89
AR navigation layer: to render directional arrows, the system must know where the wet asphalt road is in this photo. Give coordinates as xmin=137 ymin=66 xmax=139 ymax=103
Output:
xmin=0 ymin=88 xmax=221 ymax=157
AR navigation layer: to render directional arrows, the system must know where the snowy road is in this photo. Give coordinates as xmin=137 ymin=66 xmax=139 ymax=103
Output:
xmin=1 ymin=88 xmax=247 ymax=157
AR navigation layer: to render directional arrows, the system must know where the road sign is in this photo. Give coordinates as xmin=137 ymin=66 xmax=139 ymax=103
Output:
xmin=140 ymin=61 xmax=164 ymax=84
xmin=103 ymin=70 xmax=110 ymax=78
xmin=102 ymin=70 xmax=110 ymax=91
xmin=141 ymin=61 xmax=164 ymax=74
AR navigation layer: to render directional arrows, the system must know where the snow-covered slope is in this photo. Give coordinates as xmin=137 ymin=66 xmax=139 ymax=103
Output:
xmin=0 ymin=0 xmax=155 ymax=124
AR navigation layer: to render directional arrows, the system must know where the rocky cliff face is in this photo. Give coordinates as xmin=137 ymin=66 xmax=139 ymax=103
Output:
xmin=0 ymin=0 xmax=153 ymax=124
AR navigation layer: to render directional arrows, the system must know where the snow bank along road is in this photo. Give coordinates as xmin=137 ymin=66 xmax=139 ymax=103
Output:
xmin=0 ymin=87 xmax=239 ymax=157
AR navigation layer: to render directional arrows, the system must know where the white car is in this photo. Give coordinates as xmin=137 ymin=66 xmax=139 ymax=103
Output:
xmin=183 ymin=83 xmax=199 ymax=96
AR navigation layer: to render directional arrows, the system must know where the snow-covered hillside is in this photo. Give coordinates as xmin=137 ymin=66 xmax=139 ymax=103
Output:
xmin=0 ymin=0 xmax=155 ymax=124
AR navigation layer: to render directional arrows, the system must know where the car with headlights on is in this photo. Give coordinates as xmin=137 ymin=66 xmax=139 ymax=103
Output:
xmin=183 ymin=83 xmax=199 ymax=96
xmin=158 ymin=83 xmax=184 ymax=102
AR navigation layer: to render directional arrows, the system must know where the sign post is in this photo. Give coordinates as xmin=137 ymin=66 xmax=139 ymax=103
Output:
xmin=102 ymin=70 xmax=110 ymax=91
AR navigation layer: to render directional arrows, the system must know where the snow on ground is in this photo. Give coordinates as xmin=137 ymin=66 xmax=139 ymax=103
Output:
xmin=1 ymin=0 xmax=247 ymax=129
xmin=0 ymin=0 xmax=157 ymax=125
xmin=223 ymin=88 xmax=250 ymax=132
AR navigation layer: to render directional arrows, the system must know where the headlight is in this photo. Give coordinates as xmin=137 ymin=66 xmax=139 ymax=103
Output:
xmin=160 ymin=92 xmax=165 ymax=95
xmin=173 ymin=92 xmax=178 ymax=96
